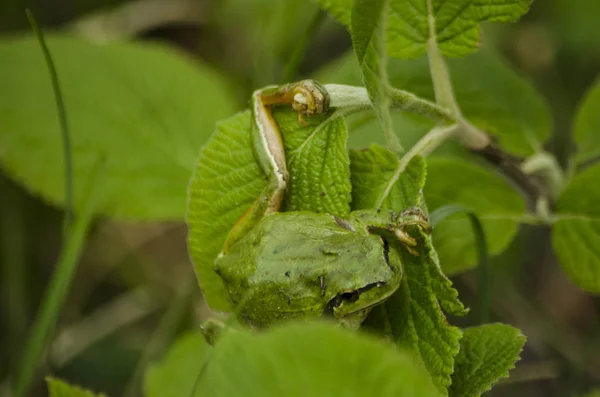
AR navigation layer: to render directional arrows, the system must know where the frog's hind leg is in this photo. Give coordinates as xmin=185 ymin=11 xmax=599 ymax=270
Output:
xmin=221 ymin=172 xmax=287 ymax=254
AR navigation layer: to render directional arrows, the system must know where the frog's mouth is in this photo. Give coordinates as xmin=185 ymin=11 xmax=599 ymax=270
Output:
xmin=323 ymin=281 xmax=389 ymax=317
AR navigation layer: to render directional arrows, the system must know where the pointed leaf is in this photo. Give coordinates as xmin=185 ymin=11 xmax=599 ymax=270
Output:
xmin=316 ymin=0 xmax=532 ymax=58
xmin=552 ymin=162 xmax=600 ymax=293
xmin=47 ymin=377 xmax=108 ymax=397
xmin=449 ymin=324 xmax=526 ymax=397
xmin=425 ymin=157 xmax=525 ymax=275
xmin=351 ymin=0 xmax=399 ymax=151
xmin=574 ymin=75 xmax=600 ymax=165
xmin=0 ymin=34 xmax=235 ymax=220
xmin=146 ymin=322 xmax=437 ymax=397
xmin=351 ymin=145 xmax=466 ymax=395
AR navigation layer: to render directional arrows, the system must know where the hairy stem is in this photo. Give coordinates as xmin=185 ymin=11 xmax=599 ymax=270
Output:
xmin=323 ymin=83 xmax=547 ymax=206
xmin=325 ymin=84 xmax=454 ymax=124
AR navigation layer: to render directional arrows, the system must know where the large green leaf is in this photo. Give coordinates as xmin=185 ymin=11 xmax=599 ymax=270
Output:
xmin=425 ymin=157 xmax=525 ymax=275
xmin=47 ymin=377 xmax=107 ymax=397
xmin=187 ymin=111 xmax=263 ymax=311
xmin=573 ymin=76 xmax=600 ymax=165
xmin=351 ymin=146 xmax=466 ymax=395
xmin=552 ymin=163 xmax=600 ymax=293
xmin=316 ymin=0 xmax=531 ymax=58
xmin=449 ymin=324 xmax=526 ymax=397
xmin=0 ymin=34 xmax=234 ymax=220
xmin=316 ymin=49 xmax=551 ymax=157
xmin=187 ymin=108 xmax=352 ymax=311
xmin=146 ymin=322 xmax=437 ymax=397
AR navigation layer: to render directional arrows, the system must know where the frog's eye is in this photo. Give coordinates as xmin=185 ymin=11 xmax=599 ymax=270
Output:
xmin=338 ymin=290 xmax=360 ymax=303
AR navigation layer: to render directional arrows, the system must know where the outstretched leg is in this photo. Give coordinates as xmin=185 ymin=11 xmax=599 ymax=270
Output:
xmin=221 ymin=80 xmax=330 ymax=253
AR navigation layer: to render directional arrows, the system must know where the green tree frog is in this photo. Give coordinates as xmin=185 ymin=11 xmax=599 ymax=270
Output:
xmin=214 ymin=80 xmax=431 ymax=328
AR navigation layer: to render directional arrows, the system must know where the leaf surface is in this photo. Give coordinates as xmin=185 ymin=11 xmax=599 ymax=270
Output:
xmin=316 ymin=49 xmax=551 ymax=157
xmin=573 ymin=76 xmax=600 ymax=165
xmin=351 ymin=0 xmax=399 ymax=151
xmin=552 ymin=163 xmax=600 ymax=293
xmin=449 ymin=324 xmax=526 ymax=397
xmin=47 ymin=377 xmax=107 ymax=397
xmin=425 ymin=157 xmax=525 ymax=274
xmin=351 ymin=146 xmax=466 ymax=395
xmin=145 ymin=322 xmax=437 ymax=397
xmin=0 ymin=34 xmax=234 ymax=219
xmin=316 ymin=0 xmax=531 ymax=58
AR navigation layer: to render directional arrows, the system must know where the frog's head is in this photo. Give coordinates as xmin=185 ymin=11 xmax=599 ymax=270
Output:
xmin=323 ymin=235 xmax=403 ymax=327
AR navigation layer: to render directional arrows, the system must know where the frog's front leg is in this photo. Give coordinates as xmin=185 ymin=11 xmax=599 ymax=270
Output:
xmin=347 ymin=207 xmax=432 ymax=256
xmin=221 ymin=80 xmax=330 ymax=254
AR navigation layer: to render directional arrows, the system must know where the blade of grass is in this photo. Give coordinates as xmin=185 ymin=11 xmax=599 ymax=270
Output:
xmin=25 ymin=9 xmax=74 ymax=237
xmin=12 ymin=158 xmax=105 ymax=397
xmin=430 ymin=205 xmax=491 ymax=323
xmin=13 ymin=10 xmax=102 ymax=396
xmin=1 ymin=179 xmax=28 ymax=370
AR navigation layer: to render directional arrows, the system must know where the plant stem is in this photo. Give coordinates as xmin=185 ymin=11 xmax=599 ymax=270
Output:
xmin=377 ymin=124 xmax=459 ymax=209
xmin=323 ymin=84 xmax=546 ymax=206
xmin=324 ymin=84 xmax=454 ymax=124
xmin=26 ymin=10 xmax=74 ymax=238
xmin=12 ymin=160 xmax=104 ymax=397
xmin=426 ymin=38 xmax=460 ymax=116
xmin=521 ymin=151 xmax=565 ymax=199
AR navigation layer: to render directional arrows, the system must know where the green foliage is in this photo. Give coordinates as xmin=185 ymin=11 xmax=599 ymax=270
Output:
xmin=47 ymin=377 xmax=107 ymax=397
xmin=349 ymin=145 xmax=425 ymax=210
xmin=553 ymin=162 xmax=600 ymax=292
xmin=449 ymin=324 xmax=526 ymax=397
xmin=277 ymin=110 xmax=351 ymax=216
xmin=574 ymin=76 xmax=600 ymax=165
xmin=317 ymin=48 xmax=538 ymax=274
xmin=351 ymin=148 xmax=466 ymax=394
xmin=425 ymin=157 xmax=525 ymax=274
xmin=316 ymin=0 xmax=531 ymax=58
xmin=187 ymin=111 xmax=263 ymax=311
xmin=144 ymin=332 xmax=210 ymax=397
xmin=0 ymin=34 xmax=234 ymax=220
xmin=218 ymin=0 xmax=320 ymax=86
xmin=350 ymin=0 xmax=400 ymax=151
xmin=145 ymin=322 xmax=437 ymax=397
xmin=316 ymin=49 xmax=551 ymax=157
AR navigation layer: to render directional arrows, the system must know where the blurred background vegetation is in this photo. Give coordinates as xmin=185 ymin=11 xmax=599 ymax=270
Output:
xmin=1 ymin=0 xmax=599 ymax=396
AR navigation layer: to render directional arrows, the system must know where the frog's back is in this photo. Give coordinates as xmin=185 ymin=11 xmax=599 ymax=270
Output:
xmin=215 ymin=211 xmax=395 ymax=327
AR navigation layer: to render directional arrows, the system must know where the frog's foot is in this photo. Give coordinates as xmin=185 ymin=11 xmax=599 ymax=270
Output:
xmin=398 ymin=207 xmax=432 ymax=234
xmin=395 ymin=207 xmax=432 ymax=256
xmin=394 ymin=228 xmax=420 ymax=256
xmin=290 ymin=80 xmax=330 ymax=120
